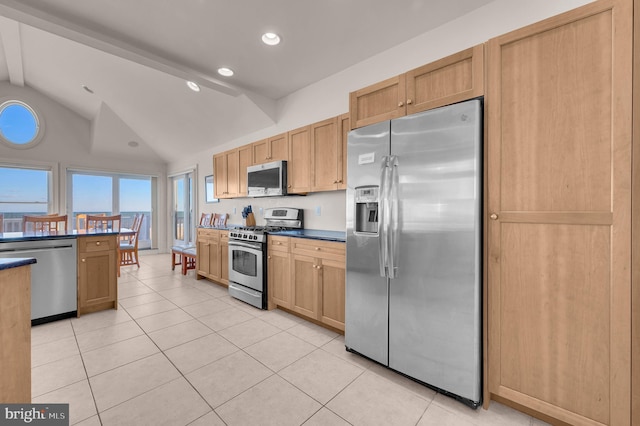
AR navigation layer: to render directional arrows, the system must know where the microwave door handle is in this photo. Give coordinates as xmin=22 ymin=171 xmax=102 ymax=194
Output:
xmin=378 ymin=156 xmax=389 ymax=278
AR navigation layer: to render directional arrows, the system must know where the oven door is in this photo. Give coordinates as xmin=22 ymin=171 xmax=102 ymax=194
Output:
xmin=228 ymin=240 xmax=264 ymax=292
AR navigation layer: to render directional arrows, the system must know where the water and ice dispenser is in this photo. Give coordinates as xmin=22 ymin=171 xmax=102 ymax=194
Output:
xmin=354 ymin=186 xmax=379 ymax=234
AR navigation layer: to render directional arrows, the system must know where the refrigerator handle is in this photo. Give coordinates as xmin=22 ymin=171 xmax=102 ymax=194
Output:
xmin=388 ymin=155 xmax=400 ymax=279
xmin=378 ymin=156 xmax=390 ymax=278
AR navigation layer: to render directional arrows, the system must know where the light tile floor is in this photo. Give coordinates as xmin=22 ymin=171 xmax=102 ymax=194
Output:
xmin=31 ymin=253 xmax=550 ymax=426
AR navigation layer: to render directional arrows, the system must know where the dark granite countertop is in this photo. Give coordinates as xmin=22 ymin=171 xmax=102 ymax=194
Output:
xmin=268 ymin=229 xmax=346 ymax=242
xmin=0 ymin=229 xmax=120 ymax=243
xmin=0 ymin=257 xmax=37 ymax=271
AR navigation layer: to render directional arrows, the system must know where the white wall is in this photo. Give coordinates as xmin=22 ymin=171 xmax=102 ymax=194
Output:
xmin=0 ymin=82 xmax=168 ymax=248
xmin=169 ymin=0 xmax=594 ymax=231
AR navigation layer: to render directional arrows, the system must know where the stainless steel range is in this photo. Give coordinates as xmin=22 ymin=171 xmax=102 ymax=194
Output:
xmin=228 ymin=207 xmax=303 ymax=309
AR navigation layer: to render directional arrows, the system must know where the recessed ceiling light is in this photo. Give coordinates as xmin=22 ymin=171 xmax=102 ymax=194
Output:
xmin=128 ymin=141 xmax=139 ymax=148
xmin=262 ymin=32 xmax=281 ymax=46
xmin=186 ymin=81 xmax=200 ymax=92
xmin=217 ymin=67 xmax=234 ymax=77
xmin=82 ymin=85 xmax=94 ymax=94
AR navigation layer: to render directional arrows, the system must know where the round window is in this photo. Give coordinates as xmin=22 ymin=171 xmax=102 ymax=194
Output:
xmin=0 ymin=100 xmax=42 ymax=148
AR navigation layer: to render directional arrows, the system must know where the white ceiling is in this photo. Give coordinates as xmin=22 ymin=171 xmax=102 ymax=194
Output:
xmin=0 ymin=0 xmax=494 ymax=163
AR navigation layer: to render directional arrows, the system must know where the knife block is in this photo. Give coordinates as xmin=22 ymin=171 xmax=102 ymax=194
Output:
xmin=244 ymin=213 xmax=256 ymax=227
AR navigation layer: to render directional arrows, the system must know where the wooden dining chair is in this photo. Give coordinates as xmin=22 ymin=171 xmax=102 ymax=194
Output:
xmin=119 ymin=213 xmax=142 ymax=275
xmin=213 ymin=213 xmax=228 ymax=228
xmin=86 ymin=214 xmax=121 ymax=232
xmin=23 ymin=215 xmax=68 ymax=233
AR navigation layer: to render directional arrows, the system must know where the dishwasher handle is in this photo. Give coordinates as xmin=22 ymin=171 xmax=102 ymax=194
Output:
xmin=0 ymin=245 xmax=75 ymax=254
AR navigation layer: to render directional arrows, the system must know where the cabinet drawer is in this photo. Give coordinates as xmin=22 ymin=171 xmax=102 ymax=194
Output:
xmin=197 ymin=228 xmax=219 ymax=240
xmin=292 ymin=239 xmax=345 ymax=260
xmin=78 ymin=235 xmax=116 ymax=252
xmin=268 ymin=236 xmax=290 ymax=252
xmin=220 ymin=231 xmax=229 ymax=242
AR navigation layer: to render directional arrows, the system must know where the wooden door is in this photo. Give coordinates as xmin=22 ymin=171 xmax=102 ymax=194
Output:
xmin=220 ymin=232 xmax=229 ymax=285
xmin=487 ymin=1 xmax=632 ymax=425
xmin=288 ymin=125 xmax=311 ymax=193
xmin=78 ymin=248 xmax=116 ymax=313
xmin=225 ymin=149 xmax=240 ymax=197
xmin=349 ymin=74 xmax=406 ymax=129
xmin=405 ymin=44 xmax=484 ymax=115
xmin=337 ymin=113 xmax=349 ymax=190
xmin=268 ymin=249 xmax=291 ymax=308
xmin=208 ymin=237 xmax=221 ymax=281
xmin=213 ymin=153 xmax=228 ymax=198
xmin=318 ymin=257 xmax=345 ymax=331
xmin=252 ymin=139 xmax=269 ymax=164
xmin=311 ymin=117 xmax=340 ymax=192
xmin=196 ymin=236 xmax=211 ymax=277
xmin=237 ymin=145 xmax=252 ymax=197
xmin=268 ymin=133 xmax=289 ymax=162
xmin=291 ymin=253 xmax=318 ymax=318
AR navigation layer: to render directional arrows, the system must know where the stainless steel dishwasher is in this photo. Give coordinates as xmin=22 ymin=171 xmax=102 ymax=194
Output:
xmin=0 ymin=238 xmax=77 ymax=324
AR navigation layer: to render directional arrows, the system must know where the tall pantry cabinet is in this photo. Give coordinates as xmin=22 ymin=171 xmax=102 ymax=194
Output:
xmin=486 ymin=0 xmax=634 ymax=425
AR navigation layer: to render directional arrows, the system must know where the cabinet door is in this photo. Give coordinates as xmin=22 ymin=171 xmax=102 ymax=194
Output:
xmin=208 ymin=239 xmax=221 ymax=281
xmin=288 ymin=125 xmax=311 ymax=193
xmin=268 ymin=250 xmax=291 ymax=308
xmin=196 ymin=237 xmax=211 ymax=277
xmin=268 ymin=133 xmax=289 ymax=162
xmin=78 ymin=249 xmax=116 ymax=314
xmin=213 ymin=153 xmax=228 ymax=198
xmin=291 ymin=253 xmax=318 ymax=318
xmin=220 ymin=233 xmax=229 ymax=285
xmin=487 ymin=1 xmax=632 ymax=425
xmin=405 ymin=44 xmax=484 ymax=115
xmin=252 ymin=139 xmax=269 ymax=164
xmin=225 ymin=149 xmax=240 ymax=197
xmin=337 ymin=113 xmax=349 ymax=190
xmin=349 ymin=74 xmax=406 ymax=129
xmin=237 ymin=145 xmax=252 ymax=197
xmin=318 ymin=257 xmax=345 ymax=331
xmin=311 ymin=117 xmax=340 ymax=192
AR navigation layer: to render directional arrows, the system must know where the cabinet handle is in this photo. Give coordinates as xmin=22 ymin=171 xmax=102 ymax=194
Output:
xmin=81 ymin=258 xmax=86 ymax=263
xmin=287 ymin=185 xmax=292 ymax=188
xmin=407 ymin=99 xmax=413 ymax=105
xmin=333 ymin=180 xmax=338 ymax=184
xmin=276 ymin=242 xmax=281 ymax=245
xmin=315 ymin=247 xmax=320 ymax=251
xmin=490 ymin=213 xmax=499 ymax=220
xmin=96 ymin=241 xmax=101 ymax=246
xmin=337 ymin=180 xmax=343 ymax=183
xmin=268 ymin=255 xmax=271 ymax=259
xmin=398 ymin=101 xmax=404 ymax=107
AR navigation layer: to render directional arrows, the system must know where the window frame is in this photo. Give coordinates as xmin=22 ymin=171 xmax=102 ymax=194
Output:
xmin=0 ymin=99 xmax=45 ymax=149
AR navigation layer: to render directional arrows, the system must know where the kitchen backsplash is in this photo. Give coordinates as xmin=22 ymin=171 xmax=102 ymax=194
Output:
xmin=202 ymin=190 xmax=346 ymax=231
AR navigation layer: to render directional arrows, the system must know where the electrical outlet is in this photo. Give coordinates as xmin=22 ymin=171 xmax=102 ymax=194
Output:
xmin=233 ymin=207 xmax=237 ymax=214
xmin=259 ymin=207 xmax=263 ymax=216
xmin=315 ymin=206 xmax=321 ymax=216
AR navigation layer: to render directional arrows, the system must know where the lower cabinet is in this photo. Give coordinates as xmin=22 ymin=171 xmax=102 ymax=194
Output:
xmin=77 ymin=235 xmax=118 ymax=315
xmin=268 ymin=236 xmax=345 ymax=331
xmin=196 ymin=228 xmax=228 ymax=285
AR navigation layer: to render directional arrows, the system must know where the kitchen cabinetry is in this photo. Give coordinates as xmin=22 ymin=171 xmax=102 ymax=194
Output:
xmin=337 ymin=113 xmax=349 ymax=190
xmin=77 ymin=235 xmax=118 ymax=316
xmin=287 ymin=125 xmax=311 ymax=194
xmin=252 ymin=133 xmax=288 ymax=164
xmin=196 ymin=228 xmax=228 ymax=285
xmin=311 ymin=116 xmax=344 ymax=192
xmin=0 ymin=261 xmax=33 ymax=403
xmin=214 ymin=146 xmax=251 ymax=199
xmin=237 ymin=145 xmax=252 ymax=197
xmin=290 ymin=239 xmax=345 ymax=331
xmin=349 ymin=44 xmax=484 ymax=129
xmin=267 ymin=235 xmax=291 ymax=308
xmin=486 ymin=1 xmax=632 ymax=425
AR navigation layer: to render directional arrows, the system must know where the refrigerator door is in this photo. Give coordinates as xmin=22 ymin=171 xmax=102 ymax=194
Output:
xmin=388 ymin=99 xmax=482 ymax=404
xmin=345 ymin=120 xmax=391 ymax=366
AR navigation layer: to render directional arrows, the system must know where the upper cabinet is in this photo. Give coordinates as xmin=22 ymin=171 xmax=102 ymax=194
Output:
xmin=311 ymin=116 xmax=343 ymax=192
xmin=287 ymin=125 xmax=311 ymax=194
xmin=214 ymin=146 xmax=251 ymax=199
xmin=349 ymin=44 xmax=484 ymax=129
xmin=252 ymin=133 xmax=289 ymax=165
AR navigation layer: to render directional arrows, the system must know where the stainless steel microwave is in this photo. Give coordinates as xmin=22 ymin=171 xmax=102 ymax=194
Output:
xmin=247 ymin=160 xmax=287 ymax=197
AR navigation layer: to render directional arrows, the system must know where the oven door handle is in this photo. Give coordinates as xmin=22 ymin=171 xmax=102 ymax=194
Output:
xmin=229 ymin=240 xmax=263 ymax=251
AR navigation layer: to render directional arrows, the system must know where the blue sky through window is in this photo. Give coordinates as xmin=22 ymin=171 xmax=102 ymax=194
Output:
xmin=0 ymin=102 xmax=39 ymax=144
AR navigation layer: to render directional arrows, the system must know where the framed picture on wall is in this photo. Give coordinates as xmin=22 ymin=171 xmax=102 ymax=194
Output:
xmin=205 ymin=175 xmax=218 ymax=203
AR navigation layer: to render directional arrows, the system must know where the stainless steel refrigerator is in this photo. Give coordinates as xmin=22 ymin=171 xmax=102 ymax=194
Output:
xmin=345 ymin=98 xmax=482 ymax=407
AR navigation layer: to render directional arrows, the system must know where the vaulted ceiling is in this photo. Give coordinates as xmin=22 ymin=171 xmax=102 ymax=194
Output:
xmin=0 ymin=0 xmax=494 ymax=163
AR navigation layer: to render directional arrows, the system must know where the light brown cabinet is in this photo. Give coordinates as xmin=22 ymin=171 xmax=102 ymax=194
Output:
xmin=349 ymin=44 xmax=484 ymax=129
xmin=237 ymin=145 xmax=252 ymax=197
xmin=196 ymin=228 xmax=228 ymax=285
xmin=77 ymin=235 xmax=118 ymax=316
xmin=0 ymin=262 xmax=32 ymax=403
xmin=287 ymin=125 xmax=311 ymax=194
xmin=252 ymin=133 xmax=288 ymax=164
xmin=486 ymin=1 xmax=633 ymax=425
xmin=310 ymin=116 xmax=345 ymax=192
xmin=267 ymin=235 xmax=291 ymax=308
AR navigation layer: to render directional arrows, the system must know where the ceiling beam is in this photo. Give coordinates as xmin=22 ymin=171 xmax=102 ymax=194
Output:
xmin=0 ymin=15 xmax=24 ymax=86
